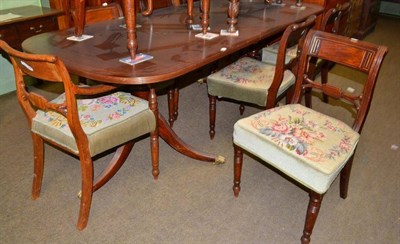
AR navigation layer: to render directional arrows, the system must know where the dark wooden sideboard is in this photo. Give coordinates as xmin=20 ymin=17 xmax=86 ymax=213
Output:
xmin=0 ymin=5 xmax=62 ymax=50
xmin=298 ymin=0 xmax=381 ymax=38
xmin=355 ymin=0 xmax=381 ymax=38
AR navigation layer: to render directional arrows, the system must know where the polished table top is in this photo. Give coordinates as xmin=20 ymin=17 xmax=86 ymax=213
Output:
xmin=22 ymin=0 xmax=323 ymax=85
xmin=21 ymin=0 xmax=323 ymax=164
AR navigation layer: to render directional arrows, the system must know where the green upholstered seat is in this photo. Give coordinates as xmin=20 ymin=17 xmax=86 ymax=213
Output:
xmin=32 ymin=92 xmax=156 ymax=157
xmin=233 ymin=104 xmax=359 ymax=194
xmin=261 ymin=42 xmax=298 ymax=65
xmin=207 ymin=57 xmax=295 ymax=107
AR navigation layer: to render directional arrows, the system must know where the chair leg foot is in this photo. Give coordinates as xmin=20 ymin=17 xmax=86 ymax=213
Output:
xmin=301 ymin=192 xmax=324 ymax=244
xmin=239 ymin=104 xmax=245 ymax=115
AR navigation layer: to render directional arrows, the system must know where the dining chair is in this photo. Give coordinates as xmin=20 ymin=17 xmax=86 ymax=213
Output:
xmin=232 ymin=30 xmax=387 ymax=243
xmin=206 ymin=15 xmax=316 ymax=139
xmin=0 ymin=39 xmax=159 ymax=230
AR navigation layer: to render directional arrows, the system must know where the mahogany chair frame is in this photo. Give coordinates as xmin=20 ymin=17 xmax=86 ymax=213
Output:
xmin=208 ymin=15 xmax=316 ymax=139
xmin=0 ymin=40 xmax=159 ymax=230
xmin=233 ymin=30 xmax=387 ymax=243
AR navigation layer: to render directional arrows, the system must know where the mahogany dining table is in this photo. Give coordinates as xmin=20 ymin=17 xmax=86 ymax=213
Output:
xmin=22 ymin=0 xmax=323 ymax=164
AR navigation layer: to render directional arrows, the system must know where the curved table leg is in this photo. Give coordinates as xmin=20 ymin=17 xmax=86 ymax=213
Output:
xmin=158 ymin=113 xmax=225 ymax=164
xmin=93 ymin=141 xmax=135 ymax=192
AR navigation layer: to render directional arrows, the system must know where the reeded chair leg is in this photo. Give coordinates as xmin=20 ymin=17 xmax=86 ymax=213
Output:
xmin=31 ymin=134 xmax=44 ymax=200
xmin=150 ymin=129 xmax=160 ymax=180
xmin=167 ymin=87 xmax=175 ymax=127
xmin=340 ymin=155 xmax=354 ymax=199
xmin=149 ymin=88 xmax=160 ymax=180
xmin=173 ymin=87 xmax=179 ymax=121
xmin=77 ymin=155 xmax=94 ymax=230
xmin=209 ymin=94 xmax=216 ymax=140
xmin=301 ymin=192 xmax=324 ymax=244
xmin=233 ymin=145 xmax=243 ymax=197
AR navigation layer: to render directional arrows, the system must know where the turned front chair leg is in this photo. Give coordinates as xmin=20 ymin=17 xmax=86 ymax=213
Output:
xmin=149 ymin=88 xmax=160 ymax=180
xmin=233 ymin=145 xmax=243 ymax=197
xmin=167 ymin=87 xmax=175 ymax=126
xmin=123 ymin=0 xmax=138 ymax=59
xmin=208 ymin=94 xmax=216 ymax=139
xmin=301 ymin=192 xmax=324 ymax=244
xmin=173 ymin=87 xmax=179 ymax=121
xmin=227 ymin=0 xmax=240 ymax=33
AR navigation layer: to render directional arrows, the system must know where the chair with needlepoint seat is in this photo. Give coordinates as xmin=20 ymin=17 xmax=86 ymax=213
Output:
xmin=206 ymin=15 xmax=316 ymax=139
xmin=232 ymin=30 xmax=387 ymax=243
xmin=0 ymin=39 xmax=159 ymax=230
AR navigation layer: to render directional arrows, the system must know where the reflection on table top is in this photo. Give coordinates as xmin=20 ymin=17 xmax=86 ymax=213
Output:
xmin=22 ymin=0 xmax=323 ymax=85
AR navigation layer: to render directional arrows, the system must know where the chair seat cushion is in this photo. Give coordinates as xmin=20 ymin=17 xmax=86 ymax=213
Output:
xmin=207 ymin=57 xmax=295 ymax=106
xmin=261 ymin=42 xmax=298 ymax=65
xmin=32 ymin=92 xmax=156 ymax=157
xmin=233 ymin=104 xmax=360 ymax=193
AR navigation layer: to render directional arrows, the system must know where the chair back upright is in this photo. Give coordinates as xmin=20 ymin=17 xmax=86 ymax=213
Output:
xmin=292 ymin=30 xmax=388 ymax=133
xmin=337 ymin=2 xmax=351 ymax=36
xmin=319 ymin=2 xmax=350 ymax=35
xmin=266 ymin=15 xmax=316 ymax=108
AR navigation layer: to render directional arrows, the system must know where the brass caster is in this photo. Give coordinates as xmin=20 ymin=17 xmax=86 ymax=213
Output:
xmin=213 ymin=155 xmax=225 ymax=165
xmin=77 ymin=190 xmax=82 ymax=199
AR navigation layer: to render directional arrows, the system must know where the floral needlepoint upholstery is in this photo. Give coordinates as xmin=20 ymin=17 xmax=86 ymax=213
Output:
xmin=261 ymin=42 xmax=298 ymax=65
xmin=233 ymin=104 xmax=360 ymax=193
xmin=207 ymin=57 xmax=295 ymax=106
xmin=32 ymin=92 xmax=156 ymax=156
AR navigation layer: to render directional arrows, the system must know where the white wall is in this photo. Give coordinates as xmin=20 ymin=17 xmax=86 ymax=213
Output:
xmin=0 ymin=0 xmax=43 ymax=95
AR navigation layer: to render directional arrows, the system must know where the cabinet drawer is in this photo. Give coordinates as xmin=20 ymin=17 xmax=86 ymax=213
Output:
xmin=0 ymin=26 xmax=20 ymax=48
xmin=16 ymin=17 xmax=58 ymax=41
